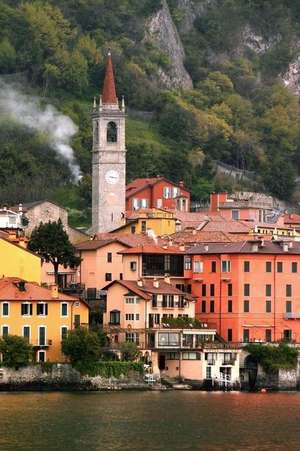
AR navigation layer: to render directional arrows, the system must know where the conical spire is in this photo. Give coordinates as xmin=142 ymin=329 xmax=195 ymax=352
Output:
xmin=102 ymin=51 xmax=118 ymax=105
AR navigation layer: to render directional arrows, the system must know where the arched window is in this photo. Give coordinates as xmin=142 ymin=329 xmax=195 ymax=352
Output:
xmin=107 ymin=121 xmax=117 ymax=143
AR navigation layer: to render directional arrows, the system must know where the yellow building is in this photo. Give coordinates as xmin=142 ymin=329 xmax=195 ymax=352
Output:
xmin=113 ymin=209 xmax=177 ymax=236
xmin=0 ymin=278 xmax=89 ymax=362
xmin=0 ymin=236 xmax=41 ymax=283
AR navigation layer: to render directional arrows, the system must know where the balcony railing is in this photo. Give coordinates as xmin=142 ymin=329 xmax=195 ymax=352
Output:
xmin=207 ymin=359 xmax=216 ymax=366
xmin=222 ymin=358 xmax=236 ymax=365
xmin=284 ymin=313 xmax=300 ymax=320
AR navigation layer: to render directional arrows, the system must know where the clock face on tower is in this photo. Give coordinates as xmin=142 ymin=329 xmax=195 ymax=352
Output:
xmin=105 ymin=169 xmax=119 ymax=185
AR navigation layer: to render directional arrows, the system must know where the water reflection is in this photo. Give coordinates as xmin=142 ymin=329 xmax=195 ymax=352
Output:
xmin=0 ymin=391 xmax=299 ymax=450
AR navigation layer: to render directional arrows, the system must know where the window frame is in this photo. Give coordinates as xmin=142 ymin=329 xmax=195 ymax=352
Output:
xmin=61 ymin=302 xmax=68 ymax=318
xmin=1 ymin=302 xmax=9 ymax=317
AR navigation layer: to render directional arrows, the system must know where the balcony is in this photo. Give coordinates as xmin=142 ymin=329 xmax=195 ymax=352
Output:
xmin=222 ymin=358 xmax=236 ymax=366
xmin=284 ymin=313 xmax=300 ymax=320
xmin=32 ymin=339 xmax=52 ymax=349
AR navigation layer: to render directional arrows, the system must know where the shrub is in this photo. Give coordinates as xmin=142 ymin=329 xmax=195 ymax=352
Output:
xmin=120 ymin=342 xmax=141 ymax=362
xmin=246 ymin=343 xmax=298 ymax=373
xmin=62 ymin=327 xmax=103 ymax=371
xmin=0 ymin=335 xmax=32 ymax=369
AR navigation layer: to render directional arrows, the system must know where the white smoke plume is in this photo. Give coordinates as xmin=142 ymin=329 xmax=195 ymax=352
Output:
xmin=0 ymin=80 xmax=81 ymax=180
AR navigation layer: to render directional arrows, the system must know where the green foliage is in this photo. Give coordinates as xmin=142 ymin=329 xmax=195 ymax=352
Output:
xmin=0 ymin=335 xmax=32 ymax=369
xmin=28 ymin=219 xmax=81 ymax=282
xmin=82 ymin=361 xmax=144 ymax=378
xmin=161 ymin=316 xmax=204 ymax=329
xmin=1 ymin=0 xmax=300 ymax=216
xmin=246 ymin=343 xmax=298 ymax=373
xmin=61 ymin=327 xmax=103 ymax=370
xmin=120 ymin=341 xmax=140 ymax=362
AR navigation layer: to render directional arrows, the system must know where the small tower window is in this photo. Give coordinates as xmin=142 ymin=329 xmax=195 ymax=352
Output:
xmin=107 ymin=121 xmax=117 ymax=142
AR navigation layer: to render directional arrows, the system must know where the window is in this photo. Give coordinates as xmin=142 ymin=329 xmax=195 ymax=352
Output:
xmin=286 ymin=301 xmax=292 ymax=314
xmin=244 ymin=261 xmax=250 ymax=272
xmin=110 ymin=310 xmax=120 ymax=325
xmin=244 ymin=284 xmax=250 ymax=297
xmin=162 ymin=295 xmax=174 ymax=308
xmin=126 ymin=297 xmax=138 ymax=304
xmin=61 ymin=303 xmax=68 ymax=317
xmin=1 ymin=325 xmax=9 ymax=337
xmin=283 ymin=329 xmax=292 ymax=341
xmin=243 ymin=329 xmax=250 ymax=342
xmin=131 ymin=225 xmax=136 ymax=234
xmin=37 ymin=303 xmax=48 ymax=316
xmin=206 ymin=366 xmax=212 ymax=379
xmin=21 ymin=303 xmax=32 ymax=316
xmin=37 ymin=350 xmax=46 ymax=363
xmin=136 ymin=314 xmax=140 ymax=321
xmin=141 ymin=221 xmax=147 ymax=233
xmin=182 ymin=352 xmax=200 ymax=360
xmin=125 ymin=313 xmax=135 ymax=321
xmin=286 ymin=284 xmax=292 ymax=297
xmin=172 ymin=187 xmax=181 ymax=198
xmin=211 ymin=261 xmax=216 ymax=272
xmin=210 ymin=301 xmax=215 ymax=313
xmin=1 ymin=302 xmax=9 ymax=317
xmin=227 ymin=329 xmax=233 ymax=342
xmin=193 ymin=261 xmax=203 ymax=273
xmin=265 ymin=329 xmax=272 ymax=342
xmin=38 ymin=326 xmax=46 ymax=346
xmin=266 ymin=300 xmax=272 ymax=313
xmin=120 ymin=273 xmax=123 ymax=280
xmin=74 ymin=315 xmax=80 ymax=328
xmin=201 ymin=300 xmax=206 ymax=313
xmin=184 ymin=256 xmax=192 ymax=270
xmin=107 ymin=252 xmax=112 ymax=263
xmin=228 ymin=300 xmax=232 ymax=313
xmin=158 ymin=332 xmax=179 ymax=346
xmin=61 ymin=326 xmax=68 ymax=341
xmin=210 ymin=284 xmax=215 ymax=297
xmin=221 ymin=260 xmax=231 ymax=273
xmin=266 ymin=261 xmax=272 ymax=272
xmin=202 ymin=284 xmax=206 ymax=297
xmin=266 ymin=284 xmax=272 ymax=297
xmin=228 ymin=284 xmax=232 ymax=297
xmin=23 ymin=326 xmax=30 ymax=342
xmin=277 ymin=262 xmax=283 ymax=273
xmin=105 ymin=273 xmax=112 ymax=282
xmin=130 ymin=261 xmax=137 ymax=271
xmin=126 ymin=332 xmax=139 ymax=344
xmin=292 ymin=262 xmax=298 ymax=273
xmin=163 ymin=187 xmax=171 ymax=199
xmin=232 ymin=209 xmax=239 ymax=220
xmin=244 ymin=300 xmax=249 ymax=313
xmin=107 ymin=121 xmax=117 ymax=142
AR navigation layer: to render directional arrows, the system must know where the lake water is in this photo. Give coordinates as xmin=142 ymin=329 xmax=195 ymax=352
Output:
xmin=0 ymin=391 xmax=299 ymax=450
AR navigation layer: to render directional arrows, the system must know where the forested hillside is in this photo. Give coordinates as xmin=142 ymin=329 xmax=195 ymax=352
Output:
xmin=1 ymin=0 xmax=300 ymax=225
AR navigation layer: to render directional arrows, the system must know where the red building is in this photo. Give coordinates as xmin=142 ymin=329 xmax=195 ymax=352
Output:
xmin=186 ymin=240 xmax=300 ymax=343
xmin=126 ymin=176 xmax=190 ymax=212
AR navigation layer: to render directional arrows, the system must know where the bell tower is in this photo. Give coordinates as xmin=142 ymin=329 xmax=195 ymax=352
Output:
xmin=92 ymin=52 xmax=126 ymax=233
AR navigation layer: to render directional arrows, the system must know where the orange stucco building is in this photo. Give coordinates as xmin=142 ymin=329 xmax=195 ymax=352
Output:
xmin=0 ymin=278 xmax=89 ymax=362
xmin=187 ymin=240 xmax=300 ymax=343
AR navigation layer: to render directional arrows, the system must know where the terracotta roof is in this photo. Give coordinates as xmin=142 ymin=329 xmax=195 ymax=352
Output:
xmin=200 ymin=219 xmax=252 ymax=234
xmin=119 ymin=245 xmax=185 ymax=255
xmin=0 ymin=277 xmax=80 ymax=301
xmin=103 ymin=279 xmax=194 ymax=300
xmin=188 ymin=240 xmax=300 ymax=255
xmin=102 ymin=52 xmax=118 ymax=104
xmin=284 ymin=214 xmax=300 ymax=225
xmin=126 ymin=177 xmax=190 ymax=199
xmin=75 ymin=234 xmax=163 ymax=251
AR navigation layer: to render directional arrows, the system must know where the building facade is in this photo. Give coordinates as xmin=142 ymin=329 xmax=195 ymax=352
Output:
xmin=187 ymin=240 xmax=300 ymax=343
xmin=126 ymin=177 xmax=190 ymax=212
xmin=92 ymin=52 xmax=126 ymax=233
xmin=0 ymin=278 xmax=89 ymax=362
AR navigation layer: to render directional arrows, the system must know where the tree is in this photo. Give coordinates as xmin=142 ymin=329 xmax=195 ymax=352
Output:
xmin=120 ymin=341 xmax=140 ymax=362
xmin=62 ymin=327 xmax=103 ymax=370
xmin=28 ymin=219 xmax=81 ymax=284
xmin=0 ymin=335 xmax=32 ymax=369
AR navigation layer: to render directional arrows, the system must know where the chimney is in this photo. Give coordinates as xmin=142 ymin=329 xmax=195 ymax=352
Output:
xmin=153 ymin=279 xmax=160 ymax=288
xmin=51 ymin=284 xmax=59 ymax=299
xmin=282 ymin=242 xmax=289 ymax=252
xmin=137 ymin=280 xmax=144 ymax=287
xmin=18 ymin=203 xmax=23 ymax=213
xmin=251 ymin=242 xmax=258 ymax=252
xmin=192 ymin=229 xmax=196 ymax=235
xmin=179 ymin=245 xmax=185 ymax=251
xmin=289 ymin=241 xmax=293 ymax=249
xmin=179 ymin=181 xmax=184 ymax=188
xmin=164 ymin=275 xmax=171 ymax=284
xmin=204 ymin=245 xmax=209 ymax=252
